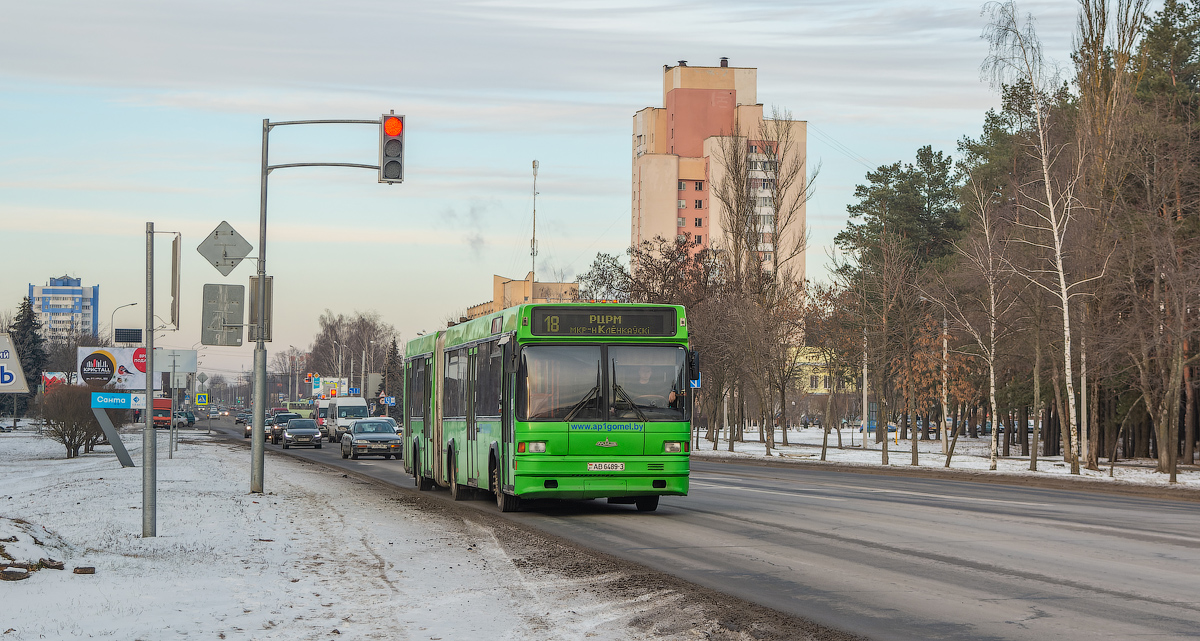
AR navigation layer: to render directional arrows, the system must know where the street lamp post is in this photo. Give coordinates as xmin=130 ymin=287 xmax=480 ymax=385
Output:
xmin=111 ymin=302 xmax=137 ymax=345
xmin=334 ymin=340 xmax=344 ymax=394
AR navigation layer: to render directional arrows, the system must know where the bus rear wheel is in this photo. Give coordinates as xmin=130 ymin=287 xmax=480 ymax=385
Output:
xmin=635 ymin=496 xmax=659 ymax=512
xmin=450 ymin=456 xmax=467 ymax=501
xmin=493 ymin=465 xmax=520 ymax=512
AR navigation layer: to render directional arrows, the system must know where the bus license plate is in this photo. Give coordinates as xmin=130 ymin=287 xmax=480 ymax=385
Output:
xmin=588 ymin=462 xmax=624 ymax=471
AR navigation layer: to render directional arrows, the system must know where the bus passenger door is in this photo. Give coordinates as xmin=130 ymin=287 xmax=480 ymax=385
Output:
xmin=466 ymin=348 xmax=478 ymax=484
xmin=432 ymin=333 xmax=446 ymax=484
xmin=499 ymin=341 xmax=516 ymax=492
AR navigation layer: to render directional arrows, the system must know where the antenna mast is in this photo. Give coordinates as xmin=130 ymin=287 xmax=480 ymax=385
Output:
xmin=531 ymin=160 xmax=539 ymax=286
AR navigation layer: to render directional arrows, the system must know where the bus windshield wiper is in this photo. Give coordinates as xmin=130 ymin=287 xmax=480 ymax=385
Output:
xmin=564 ymin=362 xmax=602 ymax=422
xmin=564 ymin=385 xmax=601 ymax=422
xmin=611 ymin=361 xmax=648 ymax=422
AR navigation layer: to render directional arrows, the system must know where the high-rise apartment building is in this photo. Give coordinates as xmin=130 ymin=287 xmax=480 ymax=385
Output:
xmin=632 ymin=59 xmax=807 ymax=276
xmin=28 ymin=275 xmax=99 ymax=339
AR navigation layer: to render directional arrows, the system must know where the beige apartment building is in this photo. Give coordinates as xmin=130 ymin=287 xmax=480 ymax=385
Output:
xmin=465 ymin=272 xmax=579 ymax=320
xmin=632 ymin=59 xmax=807 ymax=277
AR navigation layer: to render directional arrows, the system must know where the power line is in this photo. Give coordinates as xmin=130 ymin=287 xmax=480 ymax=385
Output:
xmin=807 ymin=123 xmax=877 ymax=172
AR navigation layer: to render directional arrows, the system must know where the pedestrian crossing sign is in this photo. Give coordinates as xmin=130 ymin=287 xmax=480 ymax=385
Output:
xmin=196 ymin=393 xmax=209 ymax=406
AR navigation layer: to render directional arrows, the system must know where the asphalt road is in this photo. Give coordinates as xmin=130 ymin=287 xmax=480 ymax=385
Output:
xmin=203 ymin=417 xmax=1200 ymax=640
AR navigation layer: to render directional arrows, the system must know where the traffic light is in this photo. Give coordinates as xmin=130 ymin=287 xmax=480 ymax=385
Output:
xmin=379 ymin=113 xmax=405 ymax=183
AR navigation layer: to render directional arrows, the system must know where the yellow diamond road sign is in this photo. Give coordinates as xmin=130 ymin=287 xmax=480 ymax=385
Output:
xmin=196 ymin=393 xmax=209 ymax=406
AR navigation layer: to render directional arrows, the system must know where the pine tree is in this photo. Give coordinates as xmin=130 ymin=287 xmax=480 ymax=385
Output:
xmin=379 ymin=338 xmax=402 ymax=419
xmin=3 ymin=297 xmax=48 ymax=418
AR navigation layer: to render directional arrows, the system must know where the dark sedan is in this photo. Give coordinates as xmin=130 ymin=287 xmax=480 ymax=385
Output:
xmin=270 ymin=412 xmax=302 ymax=445
xmin=281 ymin=418 xmax=322 ymax=449
xmin=340 ymin=419 xmax=402 ymax=460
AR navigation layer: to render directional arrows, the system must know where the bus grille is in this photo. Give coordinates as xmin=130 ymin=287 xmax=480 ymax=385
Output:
xmin=647 ymin=463 xmax=664 ymax=471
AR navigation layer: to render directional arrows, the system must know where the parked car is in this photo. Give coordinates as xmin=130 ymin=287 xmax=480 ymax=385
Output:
xmin=281 ymin=418 xmax=321 ymax=449
xmin=182 ymin=411 xmax=196 ymax=426
xmin=270 ymin=412 xmax=302 ymax=445
xmin=858 ymin=421 xmax=899 ymax=433
xmin=171 ymin=412 xmax=188 ymax=429
xmin=340 ymin=419 xmax=402 ymax=460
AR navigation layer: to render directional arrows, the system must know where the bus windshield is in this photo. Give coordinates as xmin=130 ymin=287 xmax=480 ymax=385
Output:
xmin=520 ymin=345 xmax=688 ymax=422
xmin=338 ymin=405 xmax=368 ymax=419
xmin=318 ymin=407 xmax=327 ymax=418
xmin=609 ymin=345 xmax=688 ymax=421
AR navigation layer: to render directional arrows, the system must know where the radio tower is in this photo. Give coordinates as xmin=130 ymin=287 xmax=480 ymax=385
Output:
xmin=531 ymin=160 xmax=539 ymax=285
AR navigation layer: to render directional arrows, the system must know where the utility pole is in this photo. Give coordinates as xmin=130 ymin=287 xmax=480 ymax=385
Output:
xmin=251 ymin=119 xmax=269 ymax=494
xmin=862 ymin=328 xmax=868 ymax=450
xmin=144 ymin=222 xmax=156 ymax=538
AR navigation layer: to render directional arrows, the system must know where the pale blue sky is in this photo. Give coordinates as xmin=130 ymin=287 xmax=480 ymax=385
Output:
xmin=1 ymin=0 xmax=1082 ymax=379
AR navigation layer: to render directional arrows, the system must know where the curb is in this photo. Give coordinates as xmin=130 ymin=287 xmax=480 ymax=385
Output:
xmin=691 ymin=450 xmax=1200 ymax=503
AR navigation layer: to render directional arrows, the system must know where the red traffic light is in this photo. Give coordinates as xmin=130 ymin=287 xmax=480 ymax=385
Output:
xmin=384 ymin=116 xmax=403 ymax=137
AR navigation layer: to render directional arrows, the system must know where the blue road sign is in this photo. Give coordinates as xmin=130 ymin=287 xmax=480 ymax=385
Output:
xmin=689 ymin=372 xmax=702 ymax=389
xmin=196 ymin=393 xmax=209 ymax=406
xmin=349 ymin=387 xmax=360 ymax=395
xmin=384 ymin=396 xmax=396 ymax=406
xmin=92 ymin=392 xmax=131 ymax=409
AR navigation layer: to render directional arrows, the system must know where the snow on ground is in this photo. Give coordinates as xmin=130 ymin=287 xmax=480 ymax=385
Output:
xmin=2 ymin=424 xmax=827 ymax=641
xmin=693 ymin=425 xmax=1200 ymax=489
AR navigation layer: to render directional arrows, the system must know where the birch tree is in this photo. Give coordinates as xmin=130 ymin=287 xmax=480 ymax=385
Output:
xmin=984 ymin=1 xmax=1092 ymax=473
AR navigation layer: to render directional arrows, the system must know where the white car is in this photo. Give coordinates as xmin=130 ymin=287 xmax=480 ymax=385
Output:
xmin=208 ymin=410 xmax=219 ymax=419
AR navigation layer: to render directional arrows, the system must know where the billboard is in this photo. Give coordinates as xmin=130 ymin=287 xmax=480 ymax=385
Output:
xmin=77 ymin=347 xmax=151 ymax=390
xmin=42 ymin=372 xmax=70 ymax=389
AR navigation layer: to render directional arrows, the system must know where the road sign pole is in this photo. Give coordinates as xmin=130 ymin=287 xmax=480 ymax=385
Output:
xmin=251 ymin=119 xmax=269 ymax=494
xmin=144 ymin=221 xmax=156 ymax=537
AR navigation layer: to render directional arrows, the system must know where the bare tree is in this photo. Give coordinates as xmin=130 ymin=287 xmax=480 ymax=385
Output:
xmin=40 ymin=384 xmax=101 ymax=458
xmin=930 ymin=174 xmax=1023 ymax=470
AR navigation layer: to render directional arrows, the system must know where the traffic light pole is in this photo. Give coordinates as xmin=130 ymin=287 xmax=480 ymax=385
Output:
xmin=250 ymin=116 xmax=390 ymax=494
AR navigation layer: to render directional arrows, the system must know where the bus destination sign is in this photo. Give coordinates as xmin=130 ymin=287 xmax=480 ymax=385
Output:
xmin=531 ymin=308 xmax=677 ymax=337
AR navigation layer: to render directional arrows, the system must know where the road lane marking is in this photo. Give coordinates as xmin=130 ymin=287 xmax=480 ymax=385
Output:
xmin=691 ymin=482 xmax=849 ymax=501
xmin=692 ymin=474 xmax=1052 ymax=507
xmin=856 ymin=487 xmax=1052 ymax=507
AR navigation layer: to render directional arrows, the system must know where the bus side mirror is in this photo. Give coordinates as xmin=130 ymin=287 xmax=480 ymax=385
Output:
xmin=688 ymin=351 xmax=700 ymax=381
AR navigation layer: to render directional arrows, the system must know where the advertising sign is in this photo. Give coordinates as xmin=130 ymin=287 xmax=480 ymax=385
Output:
xmin=89 ymin=392 xmax=145 ymax=410
xmin=42 ymin=372 xmax=69 ymax=389
xmin=77 ymin=347 xmax=152 ymax=390
xmin=0 ymin=334 xmax=30 ymax=394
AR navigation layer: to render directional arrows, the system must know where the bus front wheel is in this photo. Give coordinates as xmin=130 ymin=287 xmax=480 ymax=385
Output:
xmin=493 ymin=465 xmax=520 ymax=512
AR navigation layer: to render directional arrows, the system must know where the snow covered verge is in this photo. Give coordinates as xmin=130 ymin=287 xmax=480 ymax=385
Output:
xmin=1 ymin=425 xmax=860 ymax=641
xmin=692 ymin=426 xmax=1200 ymax=494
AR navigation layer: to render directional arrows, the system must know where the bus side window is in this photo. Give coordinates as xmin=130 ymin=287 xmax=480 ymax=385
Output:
xmin=475 ymin=340 xmax=502 ymax=418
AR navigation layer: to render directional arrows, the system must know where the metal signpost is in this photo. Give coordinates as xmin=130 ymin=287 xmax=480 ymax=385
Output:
xmin=145 ymin=222 xmax=156 ymax=537
xmin=88 ymin=392 xmax=141 ymax=468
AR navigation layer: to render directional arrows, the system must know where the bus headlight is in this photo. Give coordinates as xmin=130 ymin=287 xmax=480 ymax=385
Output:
xmin=527 ymin=441 xmax=547 ymax=453
xmin=663 ymin=441 xmax=683 ymax=453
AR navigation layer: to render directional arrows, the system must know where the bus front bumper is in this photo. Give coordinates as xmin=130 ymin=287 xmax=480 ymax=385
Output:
xmin=511 ymin=456 xmax=690 ymax=500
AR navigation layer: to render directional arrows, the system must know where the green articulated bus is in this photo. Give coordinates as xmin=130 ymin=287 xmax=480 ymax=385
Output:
xmin=402 ymin=303 xmax=698 ymax=512
xmin=286 ymin=400 xmax=314 ymax=419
